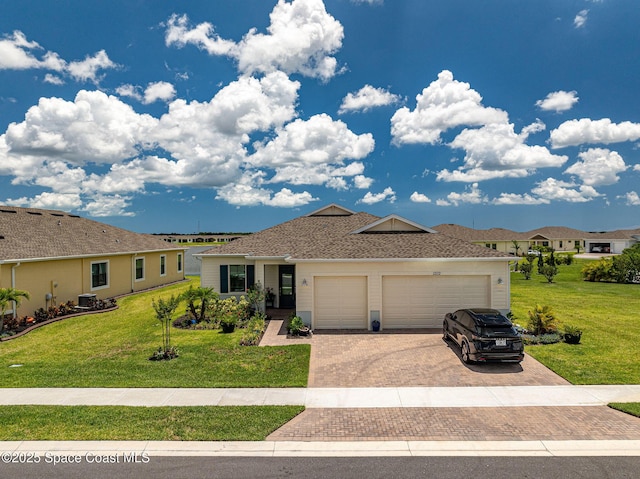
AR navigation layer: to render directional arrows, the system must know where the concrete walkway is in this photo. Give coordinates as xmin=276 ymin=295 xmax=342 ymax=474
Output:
xmin=2 ymin=385 xmax=640 ymax=407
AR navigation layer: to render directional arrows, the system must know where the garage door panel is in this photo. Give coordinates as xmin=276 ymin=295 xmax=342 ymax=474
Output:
xmin=314 ymin=276 xmax=367 ymax=329
xmin=383 ymin=275 xmax=489 ymax=328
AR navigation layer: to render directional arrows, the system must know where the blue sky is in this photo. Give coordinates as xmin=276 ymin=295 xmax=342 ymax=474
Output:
xmin=1 ymin=0 xmax=639 ymax=233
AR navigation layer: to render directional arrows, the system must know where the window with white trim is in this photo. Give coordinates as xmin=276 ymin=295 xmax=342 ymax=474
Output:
xmin=160 ymin=255 xmax=166 ymax=276
xmin=135 ymin=257 xmax=145 ymax=281
xmin=177 ymin=253 xmax=183 ymax=273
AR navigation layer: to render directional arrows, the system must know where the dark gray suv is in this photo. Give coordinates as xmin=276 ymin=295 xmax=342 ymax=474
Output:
xmin=443 ymin=308 xmax=524 ymax=364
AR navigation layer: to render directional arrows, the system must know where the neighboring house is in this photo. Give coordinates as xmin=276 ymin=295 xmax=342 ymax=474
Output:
xmin=431 ymin=224 xmax=527 ymax=255
xmin=198 ymin=204 xmax=512 ymax=331
xmin=584 ymin=229 xmax=640 ymax=254
xmin=525 ymin=226 xmax=586 ymax=253
xmin=433 ymin=224 xmax=640 ymax=255
xmin=0 ymin=206 xmax=187 ymax=317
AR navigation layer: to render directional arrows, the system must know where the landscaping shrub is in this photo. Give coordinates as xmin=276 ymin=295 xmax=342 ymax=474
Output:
xmin=240 ymin=312 xmax=267 ymax=346
xmin=522 ymin=333 xmax=561 ymax=345
xmin=526 ymin=304 xmax=558 ymax=335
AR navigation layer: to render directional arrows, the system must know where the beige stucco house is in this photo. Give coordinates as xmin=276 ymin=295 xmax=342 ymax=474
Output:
xmin=0 ymin=206 xmax=187 ymax=317
xmin=432 ymin=223 xmax=639 ymax=255
xmin=198 ymin=204 xmax=512 ymax=331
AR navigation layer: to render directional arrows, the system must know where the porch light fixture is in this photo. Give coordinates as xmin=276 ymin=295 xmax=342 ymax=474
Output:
xmin=301 ymin=278 xmax=308 ymax=286
xmin=497 ymin=277 xmax=503 ymax=285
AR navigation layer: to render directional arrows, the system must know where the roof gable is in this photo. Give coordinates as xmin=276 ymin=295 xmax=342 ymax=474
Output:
xmin=306 ymin=203 xmax=355 ymax=217
xmin=352 ymin=215 xmax=436 ymax=234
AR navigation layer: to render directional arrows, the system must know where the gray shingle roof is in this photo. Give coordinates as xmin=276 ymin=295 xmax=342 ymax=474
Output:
xmin=203 ymin=209 xmax=511 ymax=260
xmin=0 ymin=206 xmax=185 ymax=262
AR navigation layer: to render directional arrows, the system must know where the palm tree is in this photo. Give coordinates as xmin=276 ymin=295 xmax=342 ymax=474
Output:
xmin=0 ymin=287 xmax=31 ymax=333
xmin=180 ymin=286 xmax=218 ymax=323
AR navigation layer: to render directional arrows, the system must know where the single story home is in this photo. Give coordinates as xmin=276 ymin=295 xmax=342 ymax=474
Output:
xmin=432 ymin=224 xmax=640 ymax=255
xmin=197 ymin=204 xmax=512 ymax=331
xmin=0 ymin=206 xmax=187 ymax=317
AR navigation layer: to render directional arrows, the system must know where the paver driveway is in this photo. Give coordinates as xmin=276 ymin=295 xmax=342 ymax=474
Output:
xmin=264 ymin=324 xmax=640 ymax=442
xmin=308 ymin=329 xmax=569 ymax=388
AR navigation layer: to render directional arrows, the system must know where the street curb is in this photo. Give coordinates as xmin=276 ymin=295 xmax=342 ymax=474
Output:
xmin=2 ymin=440 xmax=639 ymax=457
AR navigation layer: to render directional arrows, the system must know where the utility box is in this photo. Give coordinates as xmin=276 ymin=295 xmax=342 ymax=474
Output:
xmin=78 ymin=293 xmax=97 ymax=309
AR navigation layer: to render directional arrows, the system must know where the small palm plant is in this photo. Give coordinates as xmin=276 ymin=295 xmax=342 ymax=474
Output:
xmin=0 ymin=288 xmax=31 ymax=333
xmin=527 ymin=304 xmax=558 ymax=336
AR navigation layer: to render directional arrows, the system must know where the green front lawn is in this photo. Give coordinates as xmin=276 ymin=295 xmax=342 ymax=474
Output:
xmin=610 ymin=403 xmax=640 ymax=418
xmin=511 ymin=258 xmax=640 ymax=384
xmin=0 ymin=405 xmax=304 ymax=441
xmin=0 ymin=278 xmax=310 ymax=388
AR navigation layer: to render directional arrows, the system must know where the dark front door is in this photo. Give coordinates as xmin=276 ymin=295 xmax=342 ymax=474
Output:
xmin=278 ymin=265 xmax=295 ymax=308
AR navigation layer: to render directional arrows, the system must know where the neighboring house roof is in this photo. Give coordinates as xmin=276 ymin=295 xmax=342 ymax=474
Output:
xmin=201 ymin=205 xmax=511 ymax=261
xmin=433 ymin=223 xmax=639 ymax=244
xmin=525 ymin=226 xmax=586 ymax=240
xmin=0 ymin=206 xmax=185 ymax=262
xmin=432 ymin=224 xmax=527 ymax=242
xmin=584 ymin=229 xmax=640 ymax=241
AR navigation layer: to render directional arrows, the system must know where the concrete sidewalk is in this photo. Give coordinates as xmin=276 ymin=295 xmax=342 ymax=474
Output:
xmin=1 ymin=439 xmax=640 ymax=457
xmin=2 ymin=385 xmax=640 ymax=407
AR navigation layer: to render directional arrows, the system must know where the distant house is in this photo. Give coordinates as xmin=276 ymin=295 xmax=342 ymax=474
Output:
xmin=431 ymin=224 xmax=527 ymax=255
xmin=0 ymin=206 xmax=187 ymax=317
xmin=584 ymin=229 xmax=640 ymax=254
xmin=433 ymin=224 xmax=640 ymax=255
xmin=197 ymin=204 xmax=512 ymax=331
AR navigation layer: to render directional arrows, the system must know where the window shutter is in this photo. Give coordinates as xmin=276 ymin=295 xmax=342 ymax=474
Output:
xmin=220 ymin=265 xmax=228 ymax=293
xmin=247 ymin=265 xmax=255 ymax=288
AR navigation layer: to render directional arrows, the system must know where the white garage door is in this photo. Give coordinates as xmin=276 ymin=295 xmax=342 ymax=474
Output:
xmin=382 ymin=275 xmax=490 ymax=328
xmin=314 ymin=276 xmax=368 ymax=329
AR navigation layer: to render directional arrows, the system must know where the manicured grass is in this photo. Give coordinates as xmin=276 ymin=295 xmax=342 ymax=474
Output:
xmin=0 ymin=278 xmax=310 ymax=388
xmin=0 ymin=405 xmax=304 ymax=441
xmin=610 ymin=403 xmax=640 ymax=418
xmin=511 ymin=258 xmax=640 ymax=384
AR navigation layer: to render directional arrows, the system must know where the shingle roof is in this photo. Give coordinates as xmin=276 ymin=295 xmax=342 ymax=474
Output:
xmin=526 ymin=226 xmax=586 ymax=240
xmin=0 ymin=206 xmax=184 ymax=262
xmin=432 ymin=224 xmax=528 ymax=242
xmin=203 ymin=209 xmax=511 ymax=260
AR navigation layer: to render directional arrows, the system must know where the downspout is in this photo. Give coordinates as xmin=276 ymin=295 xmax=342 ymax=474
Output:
xmin=11 ymin=262 xmax=21 ymax=318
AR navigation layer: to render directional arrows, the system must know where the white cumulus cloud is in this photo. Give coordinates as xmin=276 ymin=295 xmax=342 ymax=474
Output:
xmin=165 ymin=0 xmax=344 ymax=81
xmin=531 ymin=178 xmax=600 ymax=203
xmin=617 ymin=191 xmax=640 ymax=206
xmin=390 ymin=70 xmax=508 ymax=145
xmin=410 ymin=191 xmax=431 ymax=203
xmin=437 ymin=182 xmax=487 ymax=206
xmin=536 ymin=90 xmax=579 ymax=113
xmin=359 ymin=187 xmax=396 ymax=204
xmin=144 ymin=81 xmax=177 ymax=104
xmin=339 ymin=85 xmax=401 ymax=114
xmin=550 ymin=118 xmax=640 ymax=148
xmin=564 ymin=148 xmax=626 ymax=186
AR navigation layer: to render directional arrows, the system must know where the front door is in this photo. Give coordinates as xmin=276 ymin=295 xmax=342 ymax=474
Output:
xmin=279 ymin=265 xmax=295 ymax=308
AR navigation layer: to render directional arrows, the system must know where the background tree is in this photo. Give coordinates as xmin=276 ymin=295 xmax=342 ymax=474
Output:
xmin=511 ymin=240 xmax=522 ymax=256
xmin=0 ymin=288 xmax=31 ymax=333
xmin=541 ymin=263 xmax=558 ymax=283
xmin=519 ymin=261 xmax=533 ymax=280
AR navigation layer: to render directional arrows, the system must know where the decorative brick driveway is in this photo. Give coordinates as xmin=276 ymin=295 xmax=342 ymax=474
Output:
xmin=308 ymin=330 xmax=569 ymax=387
xmin=266 ymin=327 xmax=640 ymax=442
